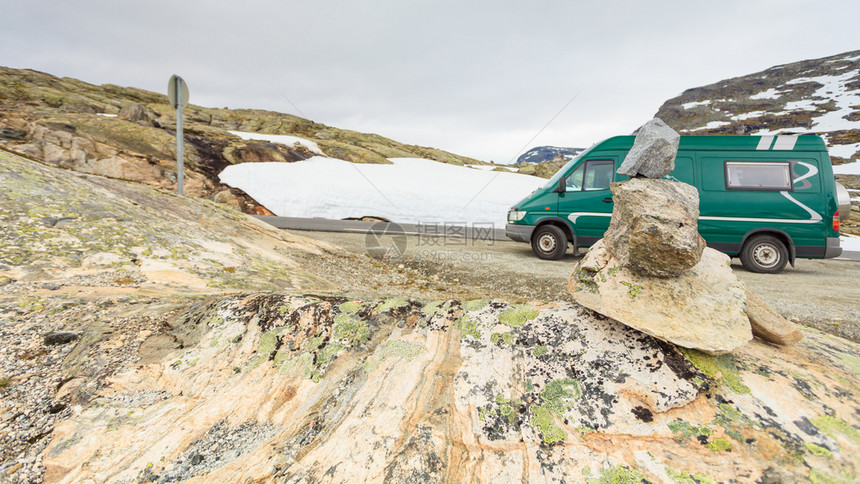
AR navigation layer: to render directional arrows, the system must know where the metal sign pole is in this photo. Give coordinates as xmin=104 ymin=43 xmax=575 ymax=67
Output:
xmin=175 ymin=77 xmax=184 ymax=195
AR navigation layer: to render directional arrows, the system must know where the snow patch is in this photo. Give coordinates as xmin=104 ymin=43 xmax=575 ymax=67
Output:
xmin=750 ymin=88 xmax=783 ymax=100
xmin=833 ymin=159 xmax=860 ymax=175
xmin=218 ymin=157 xmax=546 ymax=227
xmin=783 ymin=100 xmax=821 ymax=111
xmin=682 ymin=100 xmax=711 ymax=109
xmin=782 ymin=71 xmax=860 ymax=132
xmin=701 ymin=121 xmax=730 ymax=130
xmin=841 ymin=234 xmax=860 ymax=252
xmin=828 ymin=142 xmax=860 ymax=161
xmin=228 ymin=130 xmax=324 ymax=155
xmin=97 ymin=113 xmax=117 ymax=118
xmin=731 ymin=111 xmax=766 ymax=121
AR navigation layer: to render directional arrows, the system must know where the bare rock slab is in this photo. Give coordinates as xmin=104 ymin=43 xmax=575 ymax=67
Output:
xmin=617 ymin=118 xmax=680 ymax=178
xmin=570 ymin=240 xmax=752 ymax=355
xmin=745 ymin=290 xmax=803 ymax=345
xmin=604 ymin=178 xmax=706 ymax=277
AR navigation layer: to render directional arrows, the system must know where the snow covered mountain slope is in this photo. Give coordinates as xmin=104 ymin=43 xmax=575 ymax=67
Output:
xmin=656 ymin=50 xmax=860 ymax=163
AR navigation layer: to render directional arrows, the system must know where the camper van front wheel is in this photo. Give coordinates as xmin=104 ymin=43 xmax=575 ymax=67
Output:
xmin=740 ymin=235 xmax=788 ymax=274
xmin=531 ymin=225 xmax=567 ymax=260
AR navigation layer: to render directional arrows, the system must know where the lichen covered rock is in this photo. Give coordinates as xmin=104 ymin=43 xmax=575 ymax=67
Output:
xmin=41 ymin=295 xmax=859 ymax=483
xmin=604 ymin=178 xmax=706 ymax=277
xmin=570 ymin=240 xmax=752 ymax=355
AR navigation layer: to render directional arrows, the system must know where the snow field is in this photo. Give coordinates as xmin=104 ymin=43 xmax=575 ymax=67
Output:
xmin=219 ymin=157 xmax=545 ymax=228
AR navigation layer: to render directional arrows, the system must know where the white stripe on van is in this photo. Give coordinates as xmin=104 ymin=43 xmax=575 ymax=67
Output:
xmin=698 ymin=216 xmax=820 ymax=224
xmin=567 ymin=213 xmax=612 ymax=223
xmin=780 ymin=191 xmax=822 ymax=222
xmin=773 ymin=135 xmax=798 ymax=150
xmin=756 ymin=136 xmax=775 ymax=150
xmin=700 ymin=187 xmax=822 ymax=224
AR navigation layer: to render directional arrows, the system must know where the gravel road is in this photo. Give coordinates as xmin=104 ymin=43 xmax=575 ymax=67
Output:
xmin=287 ymin=229 xmax=860 ymax=342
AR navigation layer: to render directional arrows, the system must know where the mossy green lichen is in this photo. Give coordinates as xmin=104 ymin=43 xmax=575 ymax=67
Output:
xmin=498 ymin=304 xmax=539 ymax=328
xmin=682 ymin=349 xmax=750 ymax=394
xmin=375 ymin=298 xmax=410 ymax=313
xmin=333 ymin=313 xmax=369 ymax=346
xmin=527 ymin=378 xmax=582 ymax=445
xmin=455 ymin=316 xmax=481 ymax=340
xmin=279 ymin=352 xmax=314 ymax=379
xmin=619 ymin=281 xmax=643 ymax=298
xmin=805 ymin=442 xmax=833 ymax=457
xmin=338 ymin=301 xmax=363 ymax=315
xmin=530 ymin=405 xmax=566 ymax=445
xmin=540 ymin=378 xmax=582 ymax=414
xmin=809 ymin=468 xmax=855 ymax=484
xmin=312 ymin=342 xmax=345 ymax=380
xmin=668 ymin=420 xmax=714 ymax=442
xmin=666 ymin=468 xmax=718 ymax=484
xmin=419 ymin=300 xmax=445 ymax=316
xmin=461 ymin=299 xmax=489 ymax=312
xmin=533 ymin=344 xmax=548 ymax=357
xmin=705 ymin=437 xmax=731 ymax=451
xmin=364 ymin=340 xmax=424 ymax=372
xmin=257 ymin=331 xmax=279 ymax=357
xmin=490 ymin=332 xmax=515 ymax=345
xmin=811 ymin=415 xmax=860 ymax=445
xmin=586 ymin=465 xmax=649 ymax=484
xmin=573 ymin=268 xmax=599 ymax=294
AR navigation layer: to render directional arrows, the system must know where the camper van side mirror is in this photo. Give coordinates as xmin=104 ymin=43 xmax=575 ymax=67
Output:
xmin=553 ymin=177 xmax=566 ymax=193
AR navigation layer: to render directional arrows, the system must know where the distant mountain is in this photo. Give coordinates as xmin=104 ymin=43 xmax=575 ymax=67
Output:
xmin=655 ymin=50 xmax=860 ymax=162
xmin=516 ymin=146 xmax=583 ymax=165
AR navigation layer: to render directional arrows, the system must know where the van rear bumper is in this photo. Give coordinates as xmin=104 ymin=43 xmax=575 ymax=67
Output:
xmin=824 ymin=236 xmax=842 ymax=259
xmin=506 ymin=224 xmax=534 ymax=243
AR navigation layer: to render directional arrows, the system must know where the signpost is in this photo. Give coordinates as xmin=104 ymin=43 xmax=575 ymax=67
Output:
xmin=168 ymin=75 xmax=189 ymax=194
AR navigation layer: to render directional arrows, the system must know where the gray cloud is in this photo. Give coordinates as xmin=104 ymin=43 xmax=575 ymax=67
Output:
xmin=2 ymin=0 xmax=856 ymax=161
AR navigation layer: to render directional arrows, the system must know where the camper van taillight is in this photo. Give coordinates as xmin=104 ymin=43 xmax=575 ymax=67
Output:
xmin=833 ymin=210 xmax=840 ymax=232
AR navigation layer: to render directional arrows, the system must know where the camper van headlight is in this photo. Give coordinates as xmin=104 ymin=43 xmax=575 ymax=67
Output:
xmin=508 ymin=209 xmax=527 ymax=223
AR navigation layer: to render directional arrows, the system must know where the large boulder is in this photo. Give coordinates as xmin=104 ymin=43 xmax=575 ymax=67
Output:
xmin=569 ymin=240 xmax=752 ymax=355
xmin=617 ymin=118 xmax=680 ymax=178
xmin=604 ymin=178 xmax=706 ymax=277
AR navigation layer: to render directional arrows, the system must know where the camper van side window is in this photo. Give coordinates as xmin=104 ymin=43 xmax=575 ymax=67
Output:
xmin=725 ymin=161 xmax=792 ymax=191
xmin=583 ymin=160 xmax=614 ymax=191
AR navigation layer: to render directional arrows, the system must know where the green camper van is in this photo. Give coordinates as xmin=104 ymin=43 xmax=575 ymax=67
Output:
xmin=506 ymin=134 xmax=847 ymax=273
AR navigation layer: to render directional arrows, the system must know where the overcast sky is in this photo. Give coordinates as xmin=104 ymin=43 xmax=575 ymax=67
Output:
xmin=2 ymin=0 xmax=857 ymax=162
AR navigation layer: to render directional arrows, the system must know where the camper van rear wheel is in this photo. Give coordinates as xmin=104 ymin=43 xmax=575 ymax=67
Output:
xmin=531 ymin=225 xmax=567 ymax=260
xmin=740 ymin=235 xmax=788 ymax=273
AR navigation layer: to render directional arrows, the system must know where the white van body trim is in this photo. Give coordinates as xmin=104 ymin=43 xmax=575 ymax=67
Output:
xmin=567 ymin=213 xmax=612 ymax=223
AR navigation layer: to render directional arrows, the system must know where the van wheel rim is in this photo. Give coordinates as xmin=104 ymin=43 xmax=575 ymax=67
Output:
xmin=753 ymin=244 xmax=779 ymax=268
xmin=538 ymin=234 xmax=557 ymax=252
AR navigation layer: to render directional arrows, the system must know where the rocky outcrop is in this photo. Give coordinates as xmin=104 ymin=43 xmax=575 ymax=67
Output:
xmin=571 ymin=240 xmax=751 ymax=354
xmin=37 ymin=294 xmax=860 ymax=483
xmin=0 ymin=66 xmax=485 ymax=218
xmin=0 ymin=148 xmax=335 ymax=293
xmin=604 ymin=178 xmax=706 ymax=277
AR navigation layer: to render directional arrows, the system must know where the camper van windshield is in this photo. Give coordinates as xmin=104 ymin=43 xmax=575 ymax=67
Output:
xmin=541 ymin=149 xmax=588 ymax=190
